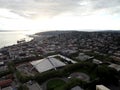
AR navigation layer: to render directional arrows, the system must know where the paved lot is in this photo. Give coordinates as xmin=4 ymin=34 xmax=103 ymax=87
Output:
xmin=70 ymin=72 xmax=90 ymax=82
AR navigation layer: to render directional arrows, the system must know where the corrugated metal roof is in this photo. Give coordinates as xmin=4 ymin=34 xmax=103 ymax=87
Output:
xmin=31 ymin=57 xmax=66 ymax=73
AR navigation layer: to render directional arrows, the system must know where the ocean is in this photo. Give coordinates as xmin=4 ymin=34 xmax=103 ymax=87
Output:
xmin=0 ymin=31 xmax=33 ymax=49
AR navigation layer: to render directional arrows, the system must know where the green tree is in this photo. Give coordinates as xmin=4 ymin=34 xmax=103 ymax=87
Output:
xmin=7 ymin=61 xmax=16 ymax=73
xmin=18 ymin=84 xmax=29 ymax=90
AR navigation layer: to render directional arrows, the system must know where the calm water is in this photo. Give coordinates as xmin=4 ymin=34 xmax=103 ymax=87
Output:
xmin=0 ymin=31 xmax=33 ymax=49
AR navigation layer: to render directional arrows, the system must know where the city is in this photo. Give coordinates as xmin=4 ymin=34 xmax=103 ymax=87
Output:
xmin=0 ymin=31 xmax=120 ymax=90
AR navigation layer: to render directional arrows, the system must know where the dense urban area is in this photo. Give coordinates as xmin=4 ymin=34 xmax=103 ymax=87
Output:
xmin=0 ymin=31 xmax=120 ymax=90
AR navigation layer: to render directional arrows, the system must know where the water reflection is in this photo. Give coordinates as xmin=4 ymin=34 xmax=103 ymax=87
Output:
xmin=0 ymin=31 xmax=33 ymax=48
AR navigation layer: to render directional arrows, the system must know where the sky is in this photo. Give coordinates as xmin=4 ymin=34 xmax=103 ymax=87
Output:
xmin=0 ymin=0 xmax=120 ymax=32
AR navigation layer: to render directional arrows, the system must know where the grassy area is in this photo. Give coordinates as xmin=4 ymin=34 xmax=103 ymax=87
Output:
xmin=47 ymin=79 xmax=66 ymax=90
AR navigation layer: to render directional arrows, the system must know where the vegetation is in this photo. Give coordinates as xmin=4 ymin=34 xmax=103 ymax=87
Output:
xmin=7 ymin=61 xmax=16 ymax=73
xmin=14 ymin=55 xmax=43 ymax=64
xmin=85 ymin=51 xmax=113 ymax=62
xmin=47 ymin=79 xmax=66 ymax=90
xmin=34 ymin=70 xmax=62 ymax=84
xmin=0 ymin=70 xmax=11 ymax=78
xmin=47 ymin=78 xmax=87 ymax=90
xmin=8 ymin=56 xmax=119 ymax=89
xmin=34 ymin=62 xmax=97 ymax=84
xmin=15 ymin=70 xmax=32 ymax=83
xmin=33 ymin=61 xmax=120 ymax=89
xmin=95 ymin=65 xmax=119 ymax=85
xmin=18 ymin=84 xmax=29 ymax=90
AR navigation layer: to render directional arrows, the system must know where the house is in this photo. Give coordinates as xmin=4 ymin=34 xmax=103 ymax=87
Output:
xmin=0 ymin=79 xmax=12 ymax=88
xmin=108 ymin=64 xmax=120 ymax=71
xmin=0 ymin=62 xmax=4 ymax=66
xmin=93 ymin=59 xmax=102 ymax=64
xmin=0 ymin=66 xmax=8 ymax=72
xmin=1 ymin=86 xmax=13 ymax=90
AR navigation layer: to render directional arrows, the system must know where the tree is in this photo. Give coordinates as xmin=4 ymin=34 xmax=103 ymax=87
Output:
xmin=96 ymin=65 xmax=119 ymax=85
xmin=18 ymin=84 xmax=29 ymax=90
xmin=7 ymin=61 xmax=16 ymax=73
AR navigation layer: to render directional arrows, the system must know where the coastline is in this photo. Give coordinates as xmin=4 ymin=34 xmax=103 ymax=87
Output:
xmin=0 ymin=31 xmax=33 ymax=49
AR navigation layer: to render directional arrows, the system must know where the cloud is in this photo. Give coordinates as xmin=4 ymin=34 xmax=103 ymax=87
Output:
xmin=0 ymin=0 xmax=120 ymax=19
xmin=92 ymin=0 xmax=120 ymax=9
xmin=0 ymin=0 xmax=82 ymax=19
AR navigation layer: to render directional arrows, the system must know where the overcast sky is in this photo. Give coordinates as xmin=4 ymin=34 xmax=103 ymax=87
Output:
xmin=0 ymin=0 xmax=120 ymax=32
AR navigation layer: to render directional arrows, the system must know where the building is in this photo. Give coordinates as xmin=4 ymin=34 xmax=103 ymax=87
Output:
xmin=31 ymin=57 xmax=66 ymax=73
xmin=27 ymin=82 xmax=43 ymax=90
xmin=1 ymin=86 xmax=13 ymax=90
xmin=96 ymin=85 xmax=110 ymax=90
xmin=0 ymin=62 xmax=4 ymax=66
xmin=76 ymin=53 xmax=92 ymax=61
xmin=71 ymin=86 xmax=84 ymax=90
xmin=108 ymin=63 xmax=120 ymax=71
xmin=93 ymin=59 xmax=102 ymax=64
xmin=0 ymin=79 xmax=12 ymax=88
xmin=30 ymin=54 xmax=76 ymax=73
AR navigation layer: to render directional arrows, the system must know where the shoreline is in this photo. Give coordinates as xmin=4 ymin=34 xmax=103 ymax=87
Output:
xmin=0 ymin=34 xmax=33 ymax=49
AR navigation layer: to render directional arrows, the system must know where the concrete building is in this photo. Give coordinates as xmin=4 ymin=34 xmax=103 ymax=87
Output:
xmin=31 ymin=57 xmax=66 ymax=73
xmin=1 ymin=86 xmax=13 ymax=90
xmin=31 ymin=54 xmax=76 ymax=73
xmin=71 ymin=86 xmax=84 ymax=90
xmin=96 ymin=85 xmax=110 ymax=90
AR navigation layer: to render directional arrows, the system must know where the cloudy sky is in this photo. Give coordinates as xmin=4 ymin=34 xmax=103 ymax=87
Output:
xmin=0 ymin=0 xmax=120 ymax=32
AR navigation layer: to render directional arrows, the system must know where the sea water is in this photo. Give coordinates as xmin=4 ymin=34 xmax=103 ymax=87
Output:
xmin=0 ymin=30 xmax=33 ymax=49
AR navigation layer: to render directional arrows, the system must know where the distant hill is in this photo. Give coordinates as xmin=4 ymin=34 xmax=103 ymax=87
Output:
xmin=35 ymin=30 xmax=75 ymax=35
xmin=0 ymin=30 xmax=28 ymax=32
xmin=35 ymin=30 xmax=120 ymax=35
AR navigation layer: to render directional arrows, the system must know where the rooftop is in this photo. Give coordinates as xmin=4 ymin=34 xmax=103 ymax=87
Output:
xmin=108 ymin=64 xmax=120 ymax=71
xmin=31 ymin=57 xmax=66 ymax=73
xmin=96 ymin=85 xmax=110 ymax=90
xmin=1 ymin=86 xmax=13 ymax=90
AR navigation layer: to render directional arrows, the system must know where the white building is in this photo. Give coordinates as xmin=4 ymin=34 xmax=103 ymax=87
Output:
xmin=96 ymin=85 xmax=110 ymax=90
xmin=31 ymin=57 xmax=66 ymax=73
xmin=93 ymin=59 xmax=102 ymax=64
